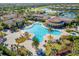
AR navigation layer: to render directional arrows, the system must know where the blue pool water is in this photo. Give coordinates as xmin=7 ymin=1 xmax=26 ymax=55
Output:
xmin=24 ymin=23 xmax=61 ymax=42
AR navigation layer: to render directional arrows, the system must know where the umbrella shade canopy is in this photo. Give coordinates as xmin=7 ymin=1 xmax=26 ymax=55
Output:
xmin=36 ymin=49 xmax=45 ymax=56
xmin=0 ymin=38 xmax=3 ymax=44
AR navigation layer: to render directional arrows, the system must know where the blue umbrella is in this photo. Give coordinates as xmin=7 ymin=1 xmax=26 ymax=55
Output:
xmin=36 ymin=49 xmax=45 ymax=56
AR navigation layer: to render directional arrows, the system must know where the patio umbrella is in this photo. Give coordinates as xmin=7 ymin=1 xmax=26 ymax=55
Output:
xmin=0 ymin=38 xmax=3 ymax=44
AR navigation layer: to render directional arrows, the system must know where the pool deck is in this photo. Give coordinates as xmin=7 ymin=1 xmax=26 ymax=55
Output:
xmin=3 ymin=30 xmax=37 ymax=55
xmin=3 ymin=22 xmax=70 ymax=55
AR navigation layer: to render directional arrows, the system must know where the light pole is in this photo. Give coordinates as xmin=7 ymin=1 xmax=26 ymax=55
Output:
xmin=48 ymin=24 xmax=52 ymax=40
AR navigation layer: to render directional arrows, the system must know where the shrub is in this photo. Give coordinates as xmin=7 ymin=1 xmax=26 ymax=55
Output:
xmin=0 ymin=44 xmax=17 ymax=56
xmin=0 ymin=26 xmax=3 ymax=31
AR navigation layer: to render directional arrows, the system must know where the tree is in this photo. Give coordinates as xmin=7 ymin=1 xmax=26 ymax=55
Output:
xmin=0 ymin=44 xmax=17 ymax=56
xmin=48 ymin=24 xmax=52 ymax=40
xmin=32 ymin=37 xmax=39 ymax=49
xmin=24 ymin=18 xmax=29 ymax=24
xmin=76 ymin=14 xmax=79 ymax=22
xmin=17 ymin=9 xmax=25 ymax=16
xmin=18 ymin=47 xmax=33 ymax=56
xmin=73 ymin=39 xmax=79 ymax=55
xmin=67 ymin=39 xmax=79 ymax=56
xmin=0 ymin=26 xmax=3 ymax=31
xmin=51 ymin=48 xmax=58 ymax=55
xmin=1 ymin=22 xmax=9 ymax=29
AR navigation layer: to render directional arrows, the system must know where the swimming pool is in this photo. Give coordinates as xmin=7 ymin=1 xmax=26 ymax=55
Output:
xmin=24 ymin=23 xmax=62 ymax=42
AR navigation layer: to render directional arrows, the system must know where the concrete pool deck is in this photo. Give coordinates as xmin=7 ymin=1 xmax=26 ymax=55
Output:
xmin=3 ymin=23 xmax=70 ymax=55
xmin=4 ymin=30 xmax=37 ymax=55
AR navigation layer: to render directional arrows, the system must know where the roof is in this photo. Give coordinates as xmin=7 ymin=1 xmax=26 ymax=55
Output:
xmin=45 ymin=16 xmax=73 ymax=26
xmin=4 ymin=20 xmax=13 ymax=25
xmin=2 ymin=13 xmax=17 ymax=19
xmin=12 ymin=18 xmax=24 ymax=22
xmin=4 ymin=18 xmax=24 ymax=25
xmin=48 ymin=16 xmax=72 ymax=23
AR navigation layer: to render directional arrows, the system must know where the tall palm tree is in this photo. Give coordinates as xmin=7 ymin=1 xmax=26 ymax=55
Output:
xmin=32 ymin=37 xmax=39 ymax=50
xmin=48 ymin=24 xmax=52 ymax=40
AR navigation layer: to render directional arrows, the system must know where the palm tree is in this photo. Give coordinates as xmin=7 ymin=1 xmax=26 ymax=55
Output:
xmin=15 ymin=42 xmax=20 ymax=55
xmin=25 ymin=32 xmax=29 ymax=40
xmin=73 ymin=23 xmax=77 ymax=31
xmin=48 ymin=24 xmax=52 ymax=40
xmin=0 ymin=26 xmax=3 ymax=31
xmin=51 ymin=48 xmax=58 ymax=56
xmin=76 ymin=14 xmax=79 ymax=22
xmin=32 ymin=37 xmax=39 ymax=50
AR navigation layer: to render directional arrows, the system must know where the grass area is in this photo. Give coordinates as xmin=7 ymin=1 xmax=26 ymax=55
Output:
xmin=62 ymin=39 xmax=71 ymax=45
xmin=28 ymin=5 xmax=49 ymax=12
